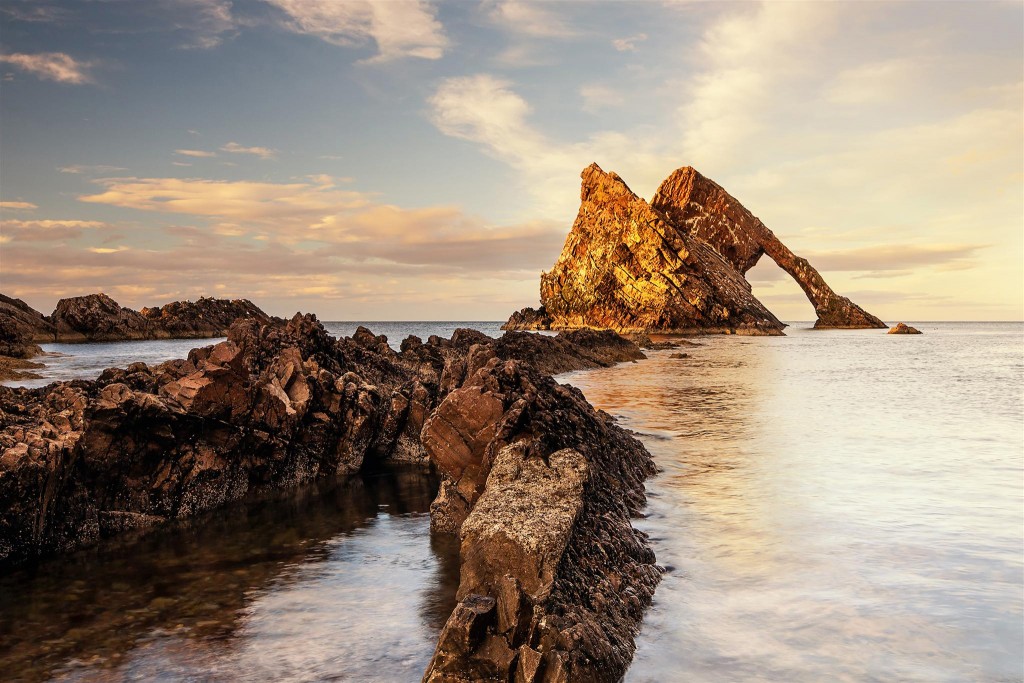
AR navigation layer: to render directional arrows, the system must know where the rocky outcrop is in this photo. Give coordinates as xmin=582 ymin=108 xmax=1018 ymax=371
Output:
xmin=651 ymin=167 xmax=886 ymax=330
xmin=520 ymin=164 xmax=785 ymax=336
xmin=0 ymin=317 xmax=656 ymax=682
xmin=0 ymin=294 xmax=52 ymax=358
xmin=505 ymin=163 xmax=885 ymax=334
xmin=888 ymin=322 xmax=922 ymax=334
xmin=0 ymin=292 xmax=274 ymax=357
xmin=139 ymin=296 xmax=272 ymax=337
xmin=421 ymin=349 xmax=657 ymax=683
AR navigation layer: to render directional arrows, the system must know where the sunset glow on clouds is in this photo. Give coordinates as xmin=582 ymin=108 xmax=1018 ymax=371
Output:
xmin=0 ymin=0 xmax=1020 ymax=320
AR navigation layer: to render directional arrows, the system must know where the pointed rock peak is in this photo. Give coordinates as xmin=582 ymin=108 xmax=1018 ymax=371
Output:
xmin=580 ymin=162 xmax=637 ymax=201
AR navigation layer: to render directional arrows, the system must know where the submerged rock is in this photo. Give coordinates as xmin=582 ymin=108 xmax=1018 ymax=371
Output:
xmin=888 ymin=322 xmax=922 ymax=334
xmin=505 ymin=163 xmax=886 ymax=334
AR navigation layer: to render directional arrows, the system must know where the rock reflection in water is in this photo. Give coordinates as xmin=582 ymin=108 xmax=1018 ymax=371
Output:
xmin=0 ymin=466 xmax=459 ymax=683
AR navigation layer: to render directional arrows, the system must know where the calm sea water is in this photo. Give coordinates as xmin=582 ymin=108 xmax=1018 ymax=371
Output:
xmin=1 ymin=321 xmax=1021 ymax=682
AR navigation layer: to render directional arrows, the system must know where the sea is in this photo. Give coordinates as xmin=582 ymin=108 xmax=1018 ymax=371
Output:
xmin=1 ymin=321 xmax=1021 ymax=683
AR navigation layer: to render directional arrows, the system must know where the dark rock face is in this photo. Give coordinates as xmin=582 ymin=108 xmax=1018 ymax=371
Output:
xmin=0 ymin=294 xmax=52 ymax=358
xmin=888 ymin=322 xmax=922 ymax=334
xmin=0 ymin=292 xmax=275 ymax=351
xmin=139 ymin=296 xmax=272 ymax=337
xmin=51 ymin=293 xmax=156 ymax=342
xmin=517 ymin=164 xmax=785 ymax=336
xmin=505 ymin=163 xmax=885 ymax=334
xmin=651 ymin=167 xmax=886 ymax=330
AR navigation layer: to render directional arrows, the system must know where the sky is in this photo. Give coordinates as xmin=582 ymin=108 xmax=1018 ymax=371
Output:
xmin=0 ymin=0 xmax=1021 ymax=322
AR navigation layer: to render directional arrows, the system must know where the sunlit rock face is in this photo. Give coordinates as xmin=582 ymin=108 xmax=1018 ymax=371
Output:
xmin=506 ymin=163 xmax=885 ymax=334
xmin=522 ymin=164 xmax=785 ymax=336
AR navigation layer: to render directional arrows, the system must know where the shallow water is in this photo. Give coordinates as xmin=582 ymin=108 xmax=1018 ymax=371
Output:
xmin=0 ymin=467 xmax=459 ymax=683
xmin=560 ymin=322 xmax=1024 ymax=683
xmin=2 ymin=321 xmax=1021 ymax=682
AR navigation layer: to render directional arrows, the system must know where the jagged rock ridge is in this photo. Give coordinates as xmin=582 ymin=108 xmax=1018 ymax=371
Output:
xmin=1 ymin=318 xmax=657 ymax=682
xmin=506 ymin=164 xmax=885 ymax=334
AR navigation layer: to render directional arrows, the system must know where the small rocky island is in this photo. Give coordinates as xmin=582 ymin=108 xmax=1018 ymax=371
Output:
xmin=505 ymin=164 xmax=886 ymax=335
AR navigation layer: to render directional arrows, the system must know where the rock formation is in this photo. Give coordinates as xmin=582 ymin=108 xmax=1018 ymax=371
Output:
xmin=650 ymin=167 xmax=886 ymax=330
xmin=888 ymin=322 xmax=922 ymax=334
xmin=0 ymin=294 xmax=52 ymax=359
xmin=0 ymin=293 xmax=274 ymax=361
xmin=506 ymin=163 xmax=885 ymax=334
xmin=0 ymin=317 xmax=657 ymax=682
xmin=519 ymin=164 xmax=785 ymax=336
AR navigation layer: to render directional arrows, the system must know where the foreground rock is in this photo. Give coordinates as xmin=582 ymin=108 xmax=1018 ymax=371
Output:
xmin=0 ymin=319 xmax=657 ymax=681
xmin=888 ymin=322 xmax=922 ymax=334
xmin=505 ymin=163 xmax=885 ymax=334
xmin=421 ymin=347 xmax=657 ymax=682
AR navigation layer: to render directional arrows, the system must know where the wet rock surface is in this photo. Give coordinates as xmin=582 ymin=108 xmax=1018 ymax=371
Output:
xmin=0 ymin=318 xmax=657 ymax=681
xmin=888 ymin=322 xmax=922 ymax=334
xmin=505 ymin=163 xmax=885 ymax=334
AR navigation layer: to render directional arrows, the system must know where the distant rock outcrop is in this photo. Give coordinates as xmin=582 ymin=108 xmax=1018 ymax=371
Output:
xmin=888 ymin=322 xmax=922 ymax=334
xmin=506 ymin=163 xmax=886 ymax=334
xmin=0 ymin=293 xmax=274 ymax=355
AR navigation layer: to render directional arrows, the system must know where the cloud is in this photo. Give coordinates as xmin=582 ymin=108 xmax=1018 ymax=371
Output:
xmin=79 ymin=175 xmax=371 ymax=221
xmin=805 ymin=243 xmax=989 ymax=272
xmin=172 ymin=0 xmax=236 ymax=49
xmin=0 ymin=219 xmax=109 ymax=242
xmin=486 ymin=1 xmax=577 ymax=38
xmin=220 ymin=142 xmax=277 ymax=159
xmin=58 ymin=164 xmax=128 ymax=174
xmin=264 ymin=0 xmax=449 ymax=62
xmin=612 ymin=33 xmax=647 ymax=52
xmin=0 ymin=201 xmax=38 ymax=210
xmin=0 ymin=52 xmax=94 ymax=84
xmin=429 ymin=74 xmax=678 ymax=217
xmin=0 ymin=3 xmax=70 ymax=23
xmin=175 ymin=149 xmax=217 ymax=158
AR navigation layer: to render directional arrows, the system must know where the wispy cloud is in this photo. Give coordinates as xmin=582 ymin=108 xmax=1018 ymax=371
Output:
xmin=174 ymin=0 xmax=236 ymax=49
xmin=220 ymin=142 xmax=277 ymax=159
xmin=264 ymin=0 xmax=449 ymax=62
xmin=0 ymin=218 xmax=109 ymax=242
xmin=0 ymin=201 xmax=38 ymax=210
xmin=175 ymin=149 xmax=217 ymax=158
xmin=612 ymin=33 xmax=646 ymax=52
xmin=0 ymin=52 xmax=94 ymax=84
xmin=58 ymin=164 xmax=128 ymax=174
xmin=486 ymin=0 xmax=578 ymax=38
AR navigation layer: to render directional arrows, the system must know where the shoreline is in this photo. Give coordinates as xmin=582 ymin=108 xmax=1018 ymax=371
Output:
xmin=0 ymin=317 xmax=661 ymax=682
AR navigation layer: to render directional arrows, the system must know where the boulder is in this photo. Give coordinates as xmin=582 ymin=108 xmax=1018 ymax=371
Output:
xmin=888 ymin=322 xmax=922 ymax=334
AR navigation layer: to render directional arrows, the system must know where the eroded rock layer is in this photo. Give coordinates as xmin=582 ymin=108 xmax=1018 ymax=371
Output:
xmin=0 ymin=318 xmax=657 ymax=682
